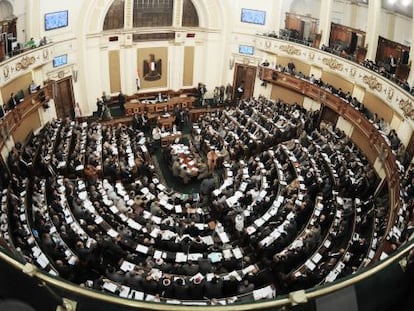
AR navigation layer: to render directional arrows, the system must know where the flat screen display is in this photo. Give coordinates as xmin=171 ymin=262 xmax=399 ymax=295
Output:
xmin=53 ymin=54 xmax=68 ymax=67
xmin=241 ymin=8 xmax=266 ymax=25
xmin=45 ymin=10 xmax=68 ymax=31
xmin=239 ymin=45 xmax=254 ymax=55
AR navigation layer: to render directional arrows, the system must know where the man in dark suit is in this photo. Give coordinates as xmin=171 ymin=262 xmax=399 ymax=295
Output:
xmin=7 ymin=92 xmax=18 ymax=111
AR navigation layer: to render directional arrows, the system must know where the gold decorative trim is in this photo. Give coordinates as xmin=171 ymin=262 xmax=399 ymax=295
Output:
xmin=322 ymin=57 xmax=343 ymax=71
xmin=43 ymin=49 xmax=49 ymax=60
xmin=308 ymin=52 xmax=315 ymax=60
xmin=362 ymin=75 xmax=382 ymax=92
xmin=3 ymin=66 xmax=9 ymax=79
xmin=350 ymin=68 xmax=356 ymax=77
xmin=279 ymin=44 xmax=301 ymax=55
xmin=265 ymin=40 xmax=271 ymax=49
xmin=399 ymin=99 xmax=414 ymax=119
xmin=15 ymin=56 xmax=36 ymax=71
xmin=387 ymin=88 xmax=394 ymax=100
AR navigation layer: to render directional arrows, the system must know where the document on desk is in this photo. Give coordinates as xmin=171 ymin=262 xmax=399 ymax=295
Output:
xmin=305 ymin=259 xmax=316 ymax=271
xmin=136 ymin=244 xmax=149 ymax=254
xmin=150 ymin=228 xmax=160 ymax=238
xmin=119 ymin=285 xmax=130 ymax=298
xmin=127 ymin=219 xmax=142 ymax=230
xmin=208 ymin=252 xmax=223 ymax=263
xmin=218 ymin=232 xmax=230 ymax=244
xmin=153 ymin=250 xmax=163 ymax=260
xmin=200 ymin=235 xmax=214 ymax=245
xmin=103 ymin=281 xmax=118 ymax=293
xmin=94 ymin=216 xmax=104 ymax=224
xmin=223 ymin=249 xmax=232 ymax=259
xmin=253 ymin=285 xmax=274 ymax=300
xmin=246 ymin=226 xmax=256 ymax=235
xmin=254 ymin=218 xmax=265 ymax=228
xmin=175 ymin=205 xmax=182 ymax=213
xmin=232 ymin=247 xmax=243 ymax=259
xmin=188 ymin=253 xmax=203 ymax=261
xmin=242 ymin=264 xmax=256 ymax=275
xmin=107 ymin=229 xmax=119 ymax=238
xmin=36 ymin=253 xmax=49 ymax=269
xmin=175 ymin=252 xmax=187 ymax=262
xmin=312 ymin=253 xmax=323 ymax=264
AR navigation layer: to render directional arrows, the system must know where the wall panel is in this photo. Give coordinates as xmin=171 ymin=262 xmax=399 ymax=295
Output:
xmin=351 ymin=127 xmax=377 ymax=163
xmin=321 ymin=71 xmax=354 ymax=94
xmin=271 ymin=85 xmax=304 ymax=105
xmin=1 ymin=72 xmax=32 ymax=104
xmin=363 ymin=91 xmax=394 ymax=124
xmin=12 ymin=111 xmax=41 ymax=144
xmin=108 ymin=50 xmax=121 ymax=93
xmin=183 ymin=46 xmax=194 ymax=87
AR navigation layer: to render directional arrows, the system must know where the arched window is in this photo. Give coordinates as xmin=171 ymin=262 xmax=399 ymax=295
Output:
xmin=103 ymin=0 xmax=125 ymax=30
xmin=0 ymin=0 xmax=13 ymax=21
xmin=133 ymin=0 xmax=173 ymax=27
xmin=182 ymin=0 xmax=198 ymax=27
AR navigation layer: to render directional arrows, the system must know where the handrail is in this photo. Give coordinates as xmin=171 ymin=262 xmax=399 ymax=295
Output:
xmin=1 ymin=238 xmax=413 ymax=310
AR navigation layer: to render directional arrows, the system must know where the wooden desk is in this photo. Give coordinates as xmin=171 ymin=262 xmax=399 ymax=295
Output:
xmin=161 ymin=132 xmax=182 ymax=147
xmin=124 ymin=96 xmax=195 ymax=117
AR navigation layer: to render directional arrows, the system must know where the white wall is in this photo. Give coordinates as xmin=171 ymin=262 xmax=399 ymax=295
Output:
xmin=4 ymin=0 xmax=414 ymax=117
xmin=289 ymin=0 xmax=320 ymax=18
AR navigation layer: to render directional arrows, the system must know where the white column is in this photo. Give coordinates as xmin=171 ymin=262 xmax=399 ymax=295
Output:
xmin=173 ymin=0 xmax=183 ymax=27
xmin=406 ymin=4 xmax=414 ymax=86
xmin=318 ymin=0 xmax=333 ymax=47
xmin=269 ymin=1 xmax=284 ymax=33
xmin=124 ymin=0 xmax=134 ymax=29
xmin=365 ymin=0 xmax=382 ymax=60
xmin=386 ymin=13 xmax=396 ymax=42
xmin=25 ymin=0 xmax=40 ymax=40
xmin=349 ymin=2 xmax=358 ymax=29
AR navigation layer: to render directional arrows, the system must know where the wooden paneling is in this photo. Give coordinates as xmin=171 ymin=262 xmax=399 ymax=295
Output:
xmin=321 ymin=71 xmax=354 ymax=94
xmin=233 ymin=64 xmax=256 ymax=100
xmin=351 ymin=127 xmax=377 ymax=163
xmin=1 ymin=72 xmax=32 ymax=104
xmin=363 ymin=91 xmax=394 ymax=124
xmin=183 ymin=46 xmax=194 ymax=87
xmin=329 ymin=22 xmax=365 ymax=51
xmin=109 ymin=50 xmax=121 ymax=93
xmin=271 ymin=85 xmax=304 ymax=105
xmin=12 ymin=110 xmax=41 ymax=144
xmin=54 ymin=78 xmax=74 ymax=119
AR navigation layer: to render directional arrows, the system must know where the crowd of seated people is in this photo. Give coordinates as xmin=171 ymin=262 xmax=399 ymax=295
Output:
xmin=0 ymin=90 xmax=412 ymax=305
xmin=266 ymin=61 xmax=409 ymax=168
xmin=261 ymin=31 xmax=414 ymax=95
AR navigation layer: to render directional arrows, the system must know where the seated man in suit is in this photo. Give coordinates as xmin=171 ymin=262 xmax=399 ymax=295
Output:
xmin=29 ymin=80 xmax=39 ymax=94
xmin=7 ymin=93 xmax=18 ymax=111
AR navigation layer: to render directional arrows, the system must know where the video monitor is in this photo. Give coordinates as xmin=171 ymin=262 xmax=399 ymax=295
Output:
xmin=241 ymin=8 xmax=266 ymax=25
xmin=53 ymin=54 xmax=68 ymax=67
xmin=239 ymin=45 xmax=255 ymax=55
xmin=45 ymin=10 xmax=68 ymax=31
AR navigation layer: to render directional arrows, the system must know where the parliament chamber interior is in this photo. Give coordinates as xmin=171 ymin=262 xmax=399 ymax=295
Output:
xmin=2 ymin=1 xmax=414 ymax=311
